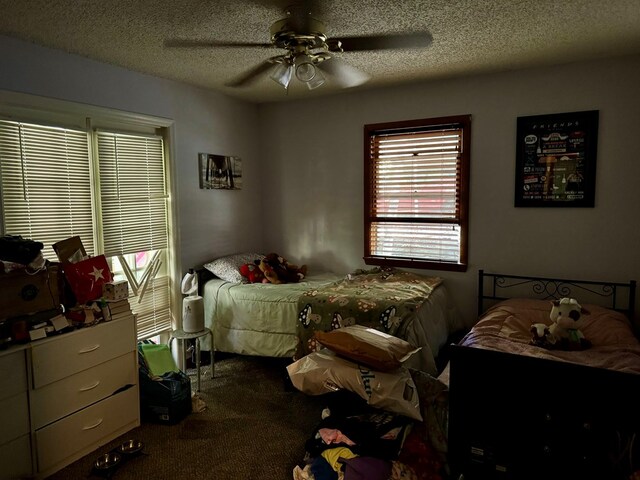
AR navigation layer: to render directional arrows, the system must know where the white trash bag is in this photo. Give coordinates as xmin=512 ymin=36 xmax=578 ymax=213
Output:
xmin=286 ymin=348 xmax=422 ymax=421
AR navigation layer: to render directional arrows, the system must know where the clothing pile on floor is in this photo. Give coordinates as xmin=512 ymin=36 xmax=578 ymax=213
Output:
xmin=287 ymin=325 xmax=450 ymax=479
xmin=292 ymin=390 xmax=445 ymax=480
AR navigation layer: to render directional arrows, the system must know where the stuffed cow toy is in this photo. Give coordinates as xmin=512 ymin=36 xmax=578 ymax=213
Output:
xmin=548 ymin=297 xmax=591 ymax=350
xmin=530 ymin=297 xmax=591 ymax=350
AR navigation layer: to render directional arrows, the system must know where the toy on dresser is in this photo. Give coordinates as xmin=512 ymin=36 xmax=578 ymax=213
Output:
xmin=530 ymin=297 xmax=591 ymax=351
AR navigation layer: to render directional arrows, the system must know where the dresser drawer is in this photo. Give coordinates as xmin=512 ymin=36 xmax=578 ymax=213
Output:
xmin=0 ymin=348 xmax=27 ymax=401
xmin=36 ymin=385 xmax=139 ymax=472
xmin=31 ymin=352 xmax=137 ymax=429
xmin=0 ymin=391 xmax=30 ymax=445
xmin=32 ymin=317 xmax=135 ymax=388
xmin=0 ymin=434 xmax=32 ymax=480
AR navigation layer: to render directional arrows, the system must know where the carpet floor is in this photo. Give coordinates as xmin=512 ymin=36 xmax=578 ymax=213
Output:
xmin=47 ymin=354 xmax=327 ymax=480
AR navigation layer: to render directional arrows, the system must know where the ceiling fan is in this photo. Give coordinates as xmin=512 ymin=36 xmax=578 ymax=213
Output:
xmin=164 ymin=2 xmax=433 ymax=92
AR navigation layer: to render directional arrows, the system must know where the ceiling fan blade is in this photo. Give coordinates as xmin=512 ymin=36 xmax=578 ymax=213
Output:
xmin=332 ymin=31 xmax=433 ymax=52
xmin=226 ymin=59 xmax=279 ymax=87
xmin=316 ymin=56 xmax=370 ymax=88
xmin=164 ymin=39 xmax=274 ymax=49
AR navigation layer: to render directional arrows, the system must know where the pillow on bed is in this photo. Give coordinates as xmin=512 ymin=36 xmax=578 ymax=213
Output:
xmin=203 ymin=253 xmax=264 ymax=283
xmin=314 ymin=325 xmax=420 ymax=372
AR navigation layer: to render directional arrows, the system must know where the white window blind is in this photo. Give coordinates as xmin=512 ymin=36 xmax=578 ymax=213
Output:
xmin=370 ymin=222 xmax=461 ymax=263
xmin=135 ymin=274 xmax=171 ymax=339
xmin=0 ymin=120 xmax=95 ymax=260
xmin=370 ymin=128 xmax=462 ymax=263
xmin=0 ymin=119 xmax=173 ymax=339
xmin=97 ymin=132 xmax=168 ymax=257
xmin=365 ymin=116 xmax=470 ymax=270
xmin=97 ymin=131 xmax=171 ymax=338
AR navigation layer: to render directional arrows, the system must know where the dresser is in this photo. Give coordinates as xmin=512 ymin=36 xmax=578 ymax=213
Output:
xmin=0 ymin=316 xmax=140 ymax=480
xmin=0 ymin=346 xmax=31 ymax=479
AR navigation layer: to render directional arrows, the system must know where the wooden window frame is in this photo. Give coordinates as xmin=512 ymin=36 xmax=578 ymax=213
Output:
xmin=363 ymin=115 xmax=471 ymax=272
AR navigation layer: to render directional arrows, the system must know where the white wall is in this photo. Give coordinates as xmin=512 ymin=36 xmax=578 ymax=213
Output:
xmin=2 ymin=33 xmax=638 ymax=329
xmin=0 ymin=35 xmax=262 ymax=275
xmin=258 ymin=55 xmax=640 ymax=328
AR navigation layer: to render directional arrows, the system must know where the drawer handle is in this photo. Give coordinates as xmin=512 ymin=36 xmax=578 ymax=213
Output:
xmin=78 ymin=344 xmax=100 ymax=354
xmin=82 ymin=418 xmax=103 ymax=430
xmin=79 ymin=380 xmax=101 ymax=392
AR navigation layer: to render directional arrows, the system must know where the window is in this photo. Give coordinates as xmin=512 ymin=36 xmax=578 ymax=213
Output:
xmin=96 ymin=131 xmax=171 ymax=339
xmin=364 ymin=115 xmax=470 ymax=272
xmin=0 ymin=122 xmax=95 ymax=259
xmin=0 ymin=117 xmax=173 ymax=339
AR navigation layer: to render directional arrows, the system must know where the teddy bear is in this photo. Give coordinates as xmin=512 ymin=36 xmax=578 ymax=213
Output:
xmin=258 ymin=253 xmax=307 ymax=284
xmin=548 ymin=297 xmax=591 ymax=350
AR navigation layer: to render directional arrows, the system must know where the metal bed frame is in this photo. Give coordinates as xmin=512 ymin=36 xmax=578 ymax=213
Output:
xmin=448 ymin=270 xmax=640 ymax=480
xmin=477 ymin=269 xmax=637 ymax=320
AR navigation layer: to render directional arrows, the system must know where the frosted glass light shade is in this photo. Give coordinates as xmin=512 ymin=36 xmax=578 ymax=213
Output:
xmin=270 ymin=63 xmax=293 ymax=89
xmin=305 ymin=69 xmax=325 ymax=89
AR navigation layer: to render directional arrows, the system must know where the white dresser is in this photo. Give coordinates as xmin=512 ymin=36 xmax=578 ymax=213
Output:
xmin=0 ymin=347 xmax=32 ymax=479
xmin=0 ymin=316 xmax=140 ymax=480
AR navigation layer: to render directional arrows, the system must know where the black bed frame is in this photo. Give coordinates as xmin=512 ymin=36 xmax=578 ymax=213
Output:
xmin=448 ymin=270 xmax=640 ymax=480
xmin=478 ymin=269 xmax=637 ymax=321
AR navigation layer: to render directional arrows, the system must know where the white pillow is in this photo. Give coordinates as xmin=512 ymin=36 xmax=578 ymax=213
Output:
xmin=203 ymin=253 xmax=264 ymax=283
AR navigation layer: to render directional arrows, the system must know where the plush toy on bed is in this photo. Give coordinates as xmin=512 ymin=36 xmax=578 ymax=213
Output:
xmin=239 ymin=262 xmax=265 ymax=283
xmin=530 ymin=323 xmax=554 ymax=349
xmin=548 ymin=297 xmax=591 ymax=350
xmin=258 ymin=253 xmax=307 ymax=284
xmin=530 ymin=297 xmax=591 ymax=350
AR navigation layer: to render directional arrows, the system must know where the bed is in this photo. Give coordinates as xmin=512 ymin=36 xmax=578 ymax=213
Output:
xmin=445 ymin=270 xmax=640 ymax=480
xmin=197 ymin=266 xmax=460 ymax=375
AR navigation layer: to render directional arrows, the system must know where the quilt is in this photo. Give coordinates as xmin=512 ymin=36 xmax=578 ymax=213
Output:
xmin=295 ymin=267 xmax=442 ymax=359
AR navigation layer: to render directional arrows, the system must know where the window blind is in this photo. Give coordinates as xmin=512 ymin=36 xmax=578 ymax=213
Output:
xmin=97 ymin=132 xmax=168 ymax=257
xmin=0 ymin=120 xmax=95 ymax=260
xmin=134 ymin=274 xmax=171 ymax=339
xmin=97 ymin=131 xmax=171 ymax=337
xmin=365 ymin=119 xmax=469 ymax=268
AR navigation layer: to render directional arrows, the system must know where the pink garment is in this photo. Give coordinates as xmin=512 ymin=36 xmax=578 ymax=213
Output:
xmin=319 ymin=428 xmax=356 ymax=446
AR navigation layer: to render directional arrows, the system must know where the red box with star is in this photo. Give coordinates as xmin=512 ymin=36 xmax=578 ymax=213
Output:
xmin=63 ymin=254 xmax=113 ymax=304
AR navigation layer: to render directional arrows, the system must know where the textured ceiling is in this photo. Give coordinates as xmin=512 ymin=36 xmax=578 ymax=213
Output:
xmin=1 ymin=0 xmax=640 ymax=104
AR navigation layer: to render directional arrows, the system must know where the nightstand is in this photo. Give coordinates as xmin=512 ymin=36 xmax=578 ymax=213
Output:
xmin=168 ymin=328 xmax=214 ymax=392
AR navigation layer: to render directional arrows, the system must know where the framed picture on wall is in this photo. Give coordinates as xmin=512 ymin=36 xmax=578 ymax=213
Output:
xmin=514 ymin=110 xmax=599 ymax=207
xmin=198 ymin=153 xmax=243 ymax=190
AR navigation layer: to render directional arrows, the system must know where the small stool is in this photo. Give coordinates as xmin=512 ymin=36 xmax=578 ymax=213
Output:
xmin=168 ymin=327 xmax=214 ymax=392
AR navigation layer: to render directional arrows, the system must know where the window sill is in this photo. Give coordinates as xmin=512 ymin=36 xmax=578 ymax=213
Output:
xmin=363 ymin=255 xmax=468 ymax=273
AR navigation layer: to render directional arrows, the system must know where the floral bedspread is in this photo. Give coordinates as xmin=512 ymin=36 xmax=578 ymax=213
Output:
xmin=295 ymin=267 xmax=442 ymax=359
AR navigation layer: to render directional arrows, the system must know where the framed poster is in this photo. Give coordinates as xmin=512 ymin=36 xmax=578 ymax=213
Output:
xmin=198 ymin=153 xmax=242 ymax=190
xmin=515 ymin=110 xmax=598 ymax=207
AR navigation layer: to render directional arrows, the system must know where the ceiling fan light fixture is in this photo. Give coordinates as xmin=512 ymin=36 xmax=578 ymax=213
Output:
xmin=166 ymin=13 xmax=433 ymax=95
xmin=270 ymin=62 xmax=293 ymax=89
xmin=294 ymin=54 xmax=317 ymax=82
xmin=305 ymin=69 xmax=325 ymax=90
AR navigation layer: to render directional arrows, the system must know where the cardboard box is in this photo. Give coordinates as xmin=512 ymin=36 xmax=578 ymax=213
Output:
xmin=0 ymin=263 xmax=62 ymax=320
xmin=52 ymin=236 xmax=86 ymax=264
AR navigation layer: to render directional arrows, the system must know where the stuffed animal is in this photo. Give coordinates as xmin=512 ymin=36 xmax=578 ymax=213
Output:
xmin=258 ymin=253 xmax=307 ymax=284
xmin=530 ymin=322 xmax=554 ymax=349
xmin=548 ymin=297 xmax=591 ymax=350
xmin=239 ymin=262 xmax=265 ymax=283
